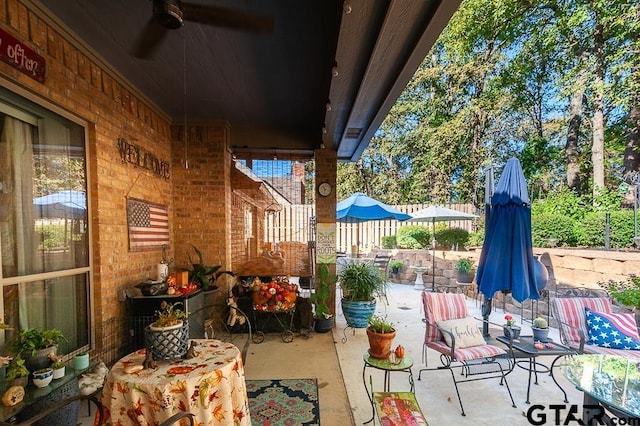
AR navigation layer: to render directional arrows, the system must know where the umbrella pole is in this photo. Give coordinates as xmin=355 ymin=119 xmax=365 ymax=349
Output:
xmin=431 ymin=220 xmax=436 ymax=291
xmin=481 ymin=298 xmax=492 ymax=337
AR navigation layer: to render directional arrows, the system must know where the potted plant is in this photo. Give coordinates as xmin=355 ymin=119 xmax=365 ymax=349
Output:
xmin=389 ymin=260 xmax=403 ymax=275
xmin=150 ymin=301 xmax=187 ymax=330
xmin=50 ymin=353 xmax=66 ymax=379
xmin=145 ymin=301 xmax=190 ymax=360
xmin=366 ymin=314 xmax=396 ymax=359
xmin=310 ymin=263 xmax=335 ymax=333
xmin=339 ymin=262 xmax=386 ymax=329
xmin=5 ymin=355 xmax=29 ymax=387
xmin=532 ymin=316 xmax=549 ymax=343
xmin=186 ymin=244 xmax=235 ymax=291
xmin=32 ymin=367 xmax=54 ymax=388
xmin=454 ymin=257 xmax=474 ymax=283
xmin=503 ymin=314 xmax=521 ymax=340
xmin=9 ymin=328 xmax=66 ymax=372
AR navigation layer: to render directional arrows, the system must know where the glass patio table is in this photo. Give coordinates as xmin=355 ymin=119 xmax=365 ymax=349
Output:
xmin=562 ymin=354 xmax=640 ymax=423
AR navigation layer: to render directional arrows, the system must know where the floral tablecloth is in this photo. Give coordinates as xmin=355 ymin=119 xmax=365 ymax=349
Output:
xmin=98 ymin=339 xmax=250 ymax=425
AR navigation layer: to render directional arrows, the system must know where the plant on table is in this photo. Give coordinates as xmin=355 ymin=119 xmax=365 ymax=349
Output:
xmin=597 ymin=275 xmax=640 ymax=309
xmin=503 ymin=314 xmax=521 ymax=339
xmin=9 ymin=328 xmax=66 ymax=356
xmin=5 ymin=355 xmax=29 ymax=384
xmin=532 ymin=316 xmax=550 ymax=343
xmin=186 ymin=244 xmax=235 ymax=291
xmin=366 ymin=314 xmax=397 ymax=359
xmin=367 ymin=314 xmax=395 ymax=334
xmin=152 ymin=301 xmax=188 ymax=328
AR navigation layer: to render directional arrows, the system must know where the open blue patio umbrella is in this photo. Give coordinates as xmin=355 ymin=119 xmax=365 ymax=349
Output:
xmin=476 ymin=158 xmax=541 ymax=335
xmin=336 ymin=192 xmax=411 ymax=255
xmin=33 ymin=190 xmax=86 ymax=219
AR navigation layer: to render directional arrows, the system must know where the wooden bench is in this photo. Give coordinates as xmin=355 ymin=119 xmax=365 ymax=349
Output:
xmin=372 ymin=391 xmax=428 ymax=425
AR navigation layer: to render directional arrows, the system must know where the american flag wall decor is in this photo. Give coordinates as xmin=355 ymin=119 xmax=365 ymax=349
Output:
xmin=127 ymin=198 xmax=169 ymax=250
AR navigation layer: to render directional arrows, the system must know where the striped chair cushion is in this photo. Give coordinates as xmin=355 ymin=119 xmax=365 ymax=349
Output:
xmin=423 ymin=291 xmax=469 ymax=343
xmin=551 ymin=297 xmax=612 ymax=347
xmin=427 ymin=341 xmax=506 ymax=362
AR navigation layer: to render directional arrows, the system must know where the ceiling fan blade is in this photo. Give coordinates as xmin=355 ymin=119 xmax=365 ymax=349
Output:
xmin=130 ymin=17 xmax=170 ymax=59
xmin=181 ymin=3 xmax=274 ymax=33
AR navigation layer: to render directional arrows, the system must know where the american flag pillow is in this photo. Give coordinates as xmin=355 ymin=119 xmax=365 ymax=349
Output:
xmin=585 ymin=307 xmax=640 ymax=350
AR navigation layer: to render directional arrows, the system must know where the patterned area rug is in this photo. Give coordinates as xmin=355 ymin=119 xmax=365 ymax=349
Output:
xmin=246 ymin=378 xmax=320 ymax=425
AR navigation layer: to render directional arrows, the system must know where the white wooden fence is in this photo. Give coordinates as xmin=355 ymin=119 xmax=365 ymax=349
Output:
xmin=265 ymin=203 xmax=479 ymax=253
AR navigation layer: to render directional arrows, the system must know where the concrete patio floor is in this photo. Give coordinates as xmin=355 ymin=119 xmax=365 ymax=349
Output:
xmin=80 ymin=282 xmax=586 ymax=425
xmin=332 ymin=282 xmax=585 ymax=425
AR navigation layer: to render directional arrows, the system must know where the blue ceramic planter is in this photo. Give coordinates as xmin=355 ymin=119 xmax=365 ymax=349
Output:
xmin=341 ymin=299 xmax=376 ymax=328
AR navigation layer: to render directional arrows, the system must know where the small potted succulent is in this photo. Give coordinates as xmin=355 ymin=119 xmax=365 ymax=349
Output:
xmin=50 ymin=353 xmax=66 ymax=379
xmin=532 ymin=316 xmax=549 ymax=343
xmin=32 ymin=367 xmax=54 ymax=388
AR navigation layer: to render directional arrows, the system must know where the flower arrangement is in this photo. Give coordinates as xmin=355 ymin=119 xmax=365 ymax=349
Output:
xmin=504 ymin=314 xmax=516 ymax=327
xmin=597 ymin=275 xmax=640 ymax=309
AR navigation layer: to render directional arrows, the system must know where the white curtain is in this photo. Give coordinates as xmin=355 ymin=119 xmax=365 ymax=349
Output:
xmin=1 ymin=116 xmax=36 ymax=277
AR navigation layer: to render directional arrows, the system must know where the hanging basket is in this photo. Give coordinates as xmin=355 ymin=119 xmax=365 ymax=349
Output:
xmin=144 ymin=321 xmax=189 ymax=360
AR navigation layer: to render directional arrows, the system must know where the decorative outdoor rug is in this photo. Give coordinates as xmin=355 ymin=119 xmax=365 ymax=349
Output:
xmin=246 ymin=378 xmax=320 ymax=425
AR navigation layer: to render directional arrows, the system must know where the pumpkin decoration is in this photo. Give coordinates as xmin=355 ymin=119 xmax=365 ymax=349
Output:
xmin=251 ymin=277 xmax=298 ymax=311
xmin=394 ymin=345 xmax=405 ymax=359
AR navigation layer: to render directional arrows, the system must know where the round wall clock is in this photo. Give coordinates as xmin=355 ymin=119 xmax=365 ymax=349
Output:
xmin=318 ymin=182 xmax=333 ymax=197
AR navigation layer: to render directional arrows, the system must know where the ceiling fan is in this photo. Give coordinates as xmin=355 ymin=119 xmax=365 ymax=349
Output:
xmin=131 ymin=0 xmax=274 ymax=58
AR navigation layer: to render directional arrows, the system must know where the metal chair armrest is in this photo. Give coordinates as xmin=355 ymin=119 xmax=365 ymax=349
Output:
xmin=553 ymin=317 xmax=586 ymax=353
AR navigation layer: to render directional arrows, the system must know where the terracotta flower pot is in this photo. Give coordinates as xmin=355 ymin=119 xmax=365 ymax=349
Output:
xmin=366 ymin=327 xmax=396 ymax=359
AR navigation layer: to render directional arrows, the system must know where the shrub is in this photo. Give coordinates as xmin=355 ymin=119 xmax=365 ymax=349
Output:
xmin=531 ymin=214 xmax=577 ymax=247
xmin=574 ymin=210 xmax=634 ymax=248
xmin=381 ymin=235 xmax=396 ymax=249
xmin=434 ymin=228 xmax=470 ymax=249
xmin=396 ymin=225 xmax=430 ymax=249
xmin=467 ymin=231 xmax=484 ymax=247
xmin=531 ymin=188 xmax=589 ymax=220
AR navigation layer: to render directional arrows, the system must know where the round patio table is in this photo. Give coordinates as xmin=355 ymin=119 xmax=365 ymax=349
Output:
xmin=99 ymin=339 xmax=250 ymax=425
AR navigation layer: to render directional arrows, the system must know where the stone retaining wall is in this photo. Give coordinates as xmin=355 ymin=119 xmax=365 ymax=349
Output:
xmin=372 ymin=247 xmax=640 ymax=289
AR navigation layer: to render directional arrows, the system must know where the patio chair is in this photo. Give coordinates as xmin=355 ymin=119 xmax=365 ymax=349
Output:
xmin=550 ymin=292 xmax=640 ymax=360
xmin=417 ymin=291 xmax=516 ymax=416
xmin=190 ymin=302 xmax=252 ymax=364
xmin=372 ymin=254 xmax=391 ymax=304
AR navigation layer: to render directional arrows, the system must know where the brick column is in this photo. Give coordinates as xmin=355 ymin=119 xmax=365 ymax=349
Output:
xmin=314 ymin=148 xmax=337 ymax=315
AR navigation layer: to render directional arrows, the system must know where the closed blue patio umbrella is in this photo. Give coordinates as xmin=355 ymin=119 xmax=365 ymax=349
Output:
xmin=336 ymin=192 xmax=411 ymax=255
xmin=476 ymin=158 xmax=541 ymax=336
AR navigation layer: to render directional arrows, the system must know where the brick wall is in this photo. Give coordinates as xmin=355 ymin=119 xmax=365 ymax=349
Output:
xmin=0 ymin=4 xmax=243 ymax=363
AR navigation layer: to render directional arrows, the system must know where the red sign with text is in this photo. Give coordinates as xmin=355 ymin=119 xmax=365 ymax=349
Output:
xmin=0 ymin=28 xmax=45 ymax=82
